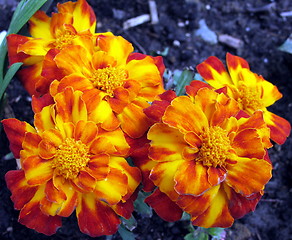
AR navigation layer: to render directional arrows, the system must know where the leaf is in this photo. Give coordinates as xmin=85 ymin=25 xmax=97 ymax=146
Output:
xmin=206 ymin=227 xmax=225 ymax=237
xmin=184 ymin=232 xmax=209 ymax=240
xmin=121 ymin=215 xmax=137 ymax=231
xmin=0 ymin=0 xmax=48 ymax=80
xmin=134 ymin=191 xmax=153 ymax=217
xmin=118 ymin=225 xmax=136 ymax=240
xmin=175 ymin=69 xmax=194 ymax=96
xmin=0 ymin=62 xmax=23 ymax=100
xmin=278 ymin=34 xmax=292 ymax=54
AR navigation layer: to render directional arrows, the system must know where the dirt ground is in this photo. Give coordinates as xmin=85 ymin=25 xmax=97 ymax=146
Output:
xmin=0 ymin=0 xmax=292 ymax=239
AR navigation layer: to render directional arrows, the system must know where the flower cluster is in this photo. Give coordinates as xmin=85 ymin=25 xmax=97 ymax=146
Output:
xmin=3 ymin=0 xmax=290 ymax=237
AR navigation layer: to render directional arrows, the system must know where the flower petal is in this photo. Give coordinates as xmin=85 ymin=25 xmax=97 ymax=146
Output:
xmin=191 ymin=186 xmax=234 ymax=228
xmin=5 ymin=170 xmax=38 ymax=209
xmin=72 ymin=170 xmax=96 ymax=192
xmin=163 ymin=96 xmax=208 ymax=134
xmin=34 ymin=105 xmax=55 ymax=132
xmin=74 ymin=120 xmax=98 ymax=144
xmin=196 ymin=56 xmax=233 ymax=88
xmin=94 ymin=168 xmax=128 ymax=205
xmin=145 ymin=188 xmax=183 ymax=221
xmin=29 ymin=10 xmax=52 ymax=39
xmin=76 ymin=193 xmax=120 ymax=237
xmin=226 ymin=52 xmax=249 ymax=85
xmin=186 ymin=80 xmax=213 ymax=99
xmin=148 ymin=123 xmax=188 ymax=162
xmin=264 ymin=111 xmax=291 ymax=145
xmin=2 ymin=118 xmax=35 ymax=158
xmin=86 ymin=154 xmax=110 ymax=180
xmin=22 ymin=155 xmax=53 ymax=185
xmin=225 ymin=157 xmax=272 ymax=196
xmin=174 ymin=161 xmax=218 ymax=196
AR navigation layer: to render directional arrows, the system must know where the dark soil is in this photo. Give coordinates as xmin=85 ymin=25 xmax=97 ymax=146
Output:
xmin=1 ymin=0 xmax=292 ymax=239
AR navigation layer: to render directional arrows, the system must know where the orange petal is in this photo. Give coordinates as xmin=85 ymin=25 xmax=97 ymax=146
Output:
xmin=145 ymin=188 xmax=183 ymax=221
xmin=196 ymin=56 xmax=233 ymax=88
xmin=20 ymin=132 xmax=42 ymax=160
xmin=98 ymin=35 xmax=133 ymax=65
xmin=72 ymin=170 xmax=96 ymax=192
xmin=109 ymin=156 xmax=141 ymax=201
xmin=176 ymin=184 xmax=220 ymax=217
xmin=86 ymin=154 xmax=110 ymax=180
xmin=149 ymin=160 xmax=183 ymax=201
xmin=148 ymin=123 xmax=188 ymax=162
xmin=22 ymin=155 xmax=53 ymax=185
xmin=264 ymin=111 xmax=291 ymax=145
xmin=34 ymin=105 xmax=55 ymax=132
xmin=174 ymin=161 xmax=221 ymax=196
xmin=118 ymin=102 xmax=152 ymax=138
xmin=44 ymin=179 xmax=66 ymax=203
xmin=111 ymin=190 xmax=138 ymax=219
xmin=163 ymin=96 xmax=208 ymax=134
xmin=226 ymin=52 xmax=249 ymax=85
xmin=186 ymin=80 xmax=212 ymax=99
xmin=5 ymin=170 xmax=38 ymax=209
xmin=7 ymin=34 xmax=31 ymax=65
xmin=29 ymin=10 xmax=52 ymax=39
xmin=2 ymin=118 xmax=35 ymax=158
xmin=76 ymin=193 xmax=120 ymax=237
xmin=17 ymin=38 xmax=51 ymax=57
xmin=223 ymin=183 xmax=262 ymax=219
xmin=191 ymin=185 xmax=234 ymax=228
xmin=225 ymin=156 xmax=272 ymax=196
xmin=94 ymin=168 xmax=128 ymax=205
xmin=97 ymin=128 xmax=130 ymax=156
xmin=74 ymin=120 xmax=98 ymax=144
xmin=71 ymin=0 xmax=96 ymax=33
xmin=19 ymin=198 xmax=61 ymax=235
xmin=54 ymin=87 xmax=88 ymax=124
xmin=32 ymin=94 xmax=54 ymax=113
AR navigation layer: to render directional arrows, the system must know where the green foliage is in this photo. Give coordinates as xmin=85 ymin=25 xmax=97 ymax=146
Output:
xmin=174 ymin=69 xmax=194 ymax=96
xmin=278 ymin=34 xmax=292 ymax=54
xmin=134 ymin=191 xmax=153 ymax=217
xmin=184 ymin=225 xmax=226 ymax=240
xmin=0 ymin=0 xmax=48 ymax=117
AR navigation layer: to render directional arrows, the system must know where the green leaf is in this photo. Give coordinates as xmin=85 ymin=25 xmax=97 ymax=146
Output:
xmin=184 ymin=232 xmax=209 ymax=240
xmin=206 ymin=227 xmax=225 ymax=237
xmin=0 ymin=62 xmax=23 ymax=100
xmin=278 ymin=34 xmax=292 ymax=54
xmin=118 ymin=225 xmax=136 ymax=240
xmin=0 ymin=0 xmax=48 ymax=80
xmin=175 ymin=69 xmax=194 ymax=96
xmin=121 ymin=215 xmax=137 ymax=231
xmin=134 ymin=191 xmax=152 ymax=217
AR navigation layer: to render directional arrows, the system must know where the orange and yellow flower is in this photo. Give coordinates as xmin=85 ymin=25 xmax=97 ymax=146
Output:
xmin=46 ymin=34 xmax=165 ymax=138
xmin=196 ymin=53 xmax=291 ymax=144
xmin=138 ymin=83 xmax=273 ymax=228
xmin=7 ymin=0 xmax=98 ymax=96
xmin=3 ymin=87 xmax=141 ymax=236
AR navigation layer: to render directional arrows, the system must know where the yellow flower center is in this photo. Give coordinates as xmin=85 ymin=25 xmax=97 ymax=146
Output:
xmin=91 ymin=67 xmax=127 ymax=96
xmin=197 ymin=126 xmax=231 ymax=168
xmin=55 ymin=30 xmax=76 ymax=50
xmin=237 ymin=83 xmax=264 ymax=111
xmin=52 ymin=138 xmax=90 ymax=179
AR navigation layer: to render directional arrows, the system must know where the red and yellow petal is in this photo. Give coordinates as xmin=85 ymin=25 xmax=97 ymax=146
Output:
xmin=196 ymin=56 xmax=233 ymax=88
xmin=72 ymin=170 xmax=96 ymax=192
xmin=29 ymin=10 xmax=52 ymax=39
xmin=145 ymin=188 xmax=183 ymax=221
xmin=98 ymin=35 xmax=133 ymax=65
xmin=191 ymin=185 xmax=234 ymax=228
xmin=174 ymin=161 xmax=222 ymax=196
xmin=223 ymin=183 xmax=262 ymax=219
xmin=149 ymin=160 xmax=183 ymax=201
xmin=2 ymin=118 xmax=36 ymax=158
xmin=111 ymin=190 xmax=138 ymax=219
xmin=86 ymin=154 xmax=110 ymax=180
xmin=117 ymin=102 xmax=152 ymax=138
xmin=176 ymin=184 xmax=220 ymax=218
xmin=5 ymin=170 xmax=38 ymax=209
xmin=74 ymin=120 xmax=98 ymax=144
xmin=186 ymin=80 xmax=213 ymax=99
xmin=20 ymin=132 xmax=42 ymax=161
xmin=7 ymin=34 xmax=32 ymax=65
xmin=163 ymin=96 xmax=208 ymax=134
xmin=22 ymin=155 xmax=53 ymax=185
xmin=225 ymin=156 xmax=272 ymax=196
xmin=109 ymin=156 xmax=141 ymax=201
xmin=226 ymin=52 xmax=249 ymax=86
xmin=54 ymin=87 xmax=88 ymax=124
xmin=34 ymin=105 xmax=55 ymax=132
xmin=148 ymin=123 xmax=188 ymax=162
xmin=264 ymin=110 xmax=291 ymax=145
xmin=76 ymin=193 xmax=121 ymax=237
xmin=94 ymin=168 xmax=128 ymax=205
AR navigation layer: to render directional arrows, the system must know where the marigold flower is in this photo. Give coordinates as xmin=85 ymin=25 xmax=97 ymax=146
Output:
xmin=196 ymin=53 xmax=291 ymax=144
xmin=139 ymin=84 xmax=272 ymax=228
xmin=7 ymin=0 xmax=98 ymax=96
xmin=3 ymin=87 xmax=141 ymax=236
xmin=46 ymin=34 xmax=165 ymax=138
